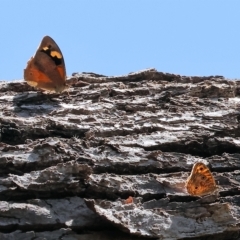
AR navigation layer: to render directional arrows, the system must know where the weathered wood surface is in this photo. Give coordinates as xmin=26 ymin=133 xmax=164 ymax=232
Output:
xmin=0 ymin=68 xmax=240 ymax=239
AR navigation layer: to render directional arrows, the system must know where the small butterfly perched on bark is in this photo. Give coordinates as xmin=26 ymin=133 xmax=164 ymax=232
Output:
xmin=24 ymin=36 xmax=68 ymax=93
xmin=186 ymin=162 xmax=217 ymax=196
xmin=124 ymin=196 xmax=133 ymax=204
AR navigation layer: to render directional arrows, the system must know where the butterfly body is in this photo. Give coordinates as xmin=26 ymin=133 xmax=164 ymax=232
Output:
xmin=24 ymin=36 xmax=68 ymax=93
xmin=186 ymin=162 xmax=217 ymax=196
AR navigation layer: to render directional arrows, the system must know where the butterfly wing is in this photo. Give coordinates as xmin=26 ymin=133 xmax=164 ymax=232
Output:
xmin=186 ymin=162 xmax=216 ymax=196
xmin=24 ymin=36 xmax=67 ymax=93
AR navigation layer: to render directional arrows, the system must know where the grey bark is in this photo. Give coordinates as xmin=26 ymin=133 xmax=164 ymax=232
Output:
xmin=0 ymin=68 xmax=239 ymax=239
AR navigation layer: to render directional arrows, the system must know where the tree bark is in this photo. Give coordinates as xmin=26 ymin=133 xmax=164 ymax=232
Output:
xmin=0 ymin=68 xmax=239 ymax=239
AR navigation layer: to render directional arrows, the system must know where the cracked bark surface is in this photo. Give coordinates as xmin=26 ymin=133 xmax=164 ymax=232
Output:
xmin=0 ymin=68 xmax=240 ymax=239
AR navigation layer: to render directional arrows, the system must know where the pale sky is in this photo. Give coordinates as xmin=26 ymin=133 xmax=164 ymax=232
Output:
xmin=1 ymin=0 xmax=240 ymax=80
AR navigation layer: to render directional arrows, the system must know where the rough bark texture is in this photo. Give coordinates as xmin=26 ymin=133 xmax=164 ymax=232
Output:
xmin=0 ymin=68 xmax=240 ymax=239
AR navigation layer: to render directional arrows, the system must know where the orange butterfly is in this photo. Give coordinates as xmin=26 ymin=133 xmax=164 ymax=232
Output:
xmin=124 ymin=196 xmax=133 ymax=204
xmin=186 ymin=162 xmax=217 ymax=196
xmin=24 ymin=36 xmax=68 ymax=93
